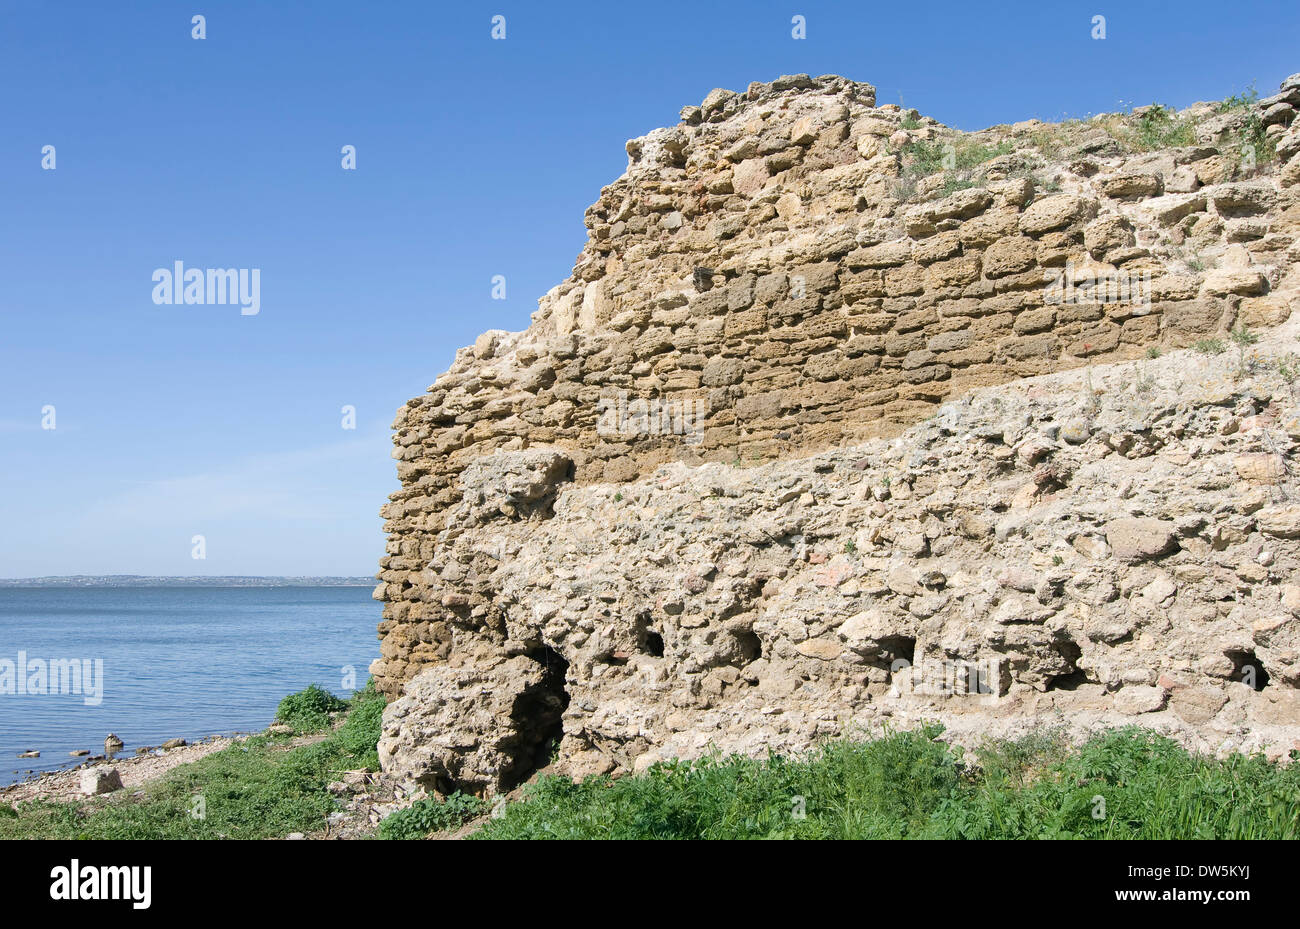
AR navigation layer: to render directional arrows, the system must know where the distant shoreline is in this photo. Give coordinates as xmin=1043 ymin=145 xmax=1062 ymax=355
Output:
xmin=0 ymin=576 xmax=376 ymax=588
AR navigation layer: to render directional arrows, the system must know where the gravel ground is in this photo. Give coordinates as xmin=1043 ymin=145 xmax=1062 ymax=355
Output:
xmin=0 ymin=735 xmax=242 ymax=806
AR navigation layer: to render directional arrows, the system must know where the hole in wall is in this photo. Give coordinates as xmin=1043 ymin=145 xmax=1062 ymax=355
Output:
xmin=505 ymin=645 xmax=570 ymax=790
xmin=633 ymin=610 xmax=665 ymax=657
xmin=1226 ymin=649 xmax=1271 ymax=691
xmin=1046 ymin=668 xmax=1089 ymax=691
xmin=731 ymin=629 xmax=762 ymax=664
xmin=879 ymin=635 xmax=915 ymax=666
xmin=1046 ymin=636 xmax=1086 ymax=691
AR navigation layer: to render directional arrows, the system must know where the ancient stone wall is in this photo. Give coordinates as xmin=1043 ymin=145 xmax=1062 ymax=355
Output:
xmin=374 ymin=73 xmax=1300 ymax=793
xmin=378 ymin=341 xmax=1300 ymax=794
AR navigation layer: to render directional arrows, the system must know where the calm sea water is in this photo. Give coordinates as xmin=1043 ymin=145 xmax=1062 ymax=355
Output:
xmin=0 ymin=586 xmax=379 ymax=785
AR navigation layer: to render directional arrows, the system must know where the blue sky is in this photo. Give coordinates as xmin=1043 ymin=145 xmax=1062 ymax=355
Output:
xmin=1 ymin=0 xmax=1297 ymax=577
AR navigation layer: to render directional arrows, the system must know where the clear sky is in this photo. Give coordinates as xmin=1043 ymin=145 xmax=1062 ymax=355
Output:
xmin=1 ymin=0 xmax=1297 ymax=577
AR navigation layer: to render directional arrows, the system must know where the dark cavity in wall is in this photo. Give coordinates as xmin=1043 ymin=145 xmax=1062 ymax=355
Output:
xmin=1226 ymin=649 xmax=1271 ymax=691
xmin=505 ymin=645 xmax=571 ymax=790
xmin=634 ymin=611 xmax=666 ymax=657
xmin=1045 ymin=668 xmax=1089 ymax=691
xmin=1046 ymin=636 xmax=1087 ymax=691
xmin=730 ymin=628 xmax=762 ymax=664
xmin=642 ymin=630 xmax=665 ymax=657
xmin=879 ymin=635 xmax=916 ymax=666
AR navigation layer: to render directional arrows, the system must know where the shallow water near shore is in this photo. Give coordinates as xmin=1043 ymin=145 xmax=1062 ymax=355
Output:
xmin=0 ymin=586 xmax=378 ymax=785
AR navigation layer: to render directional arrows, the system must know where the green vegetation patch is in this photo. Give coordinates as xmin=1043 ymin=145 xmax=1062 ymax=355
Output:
xmin=6 ymin=706 xmax=1297 ymax=841
xmin=1013 ymin=86 xmax=1275 ymax=180
xmin=275 ymin=682 xmax=349 ymax=733
xmin=378 ymin=792 xmax=488 ymax=840
xmin=472 ymin=726 xmax=1300 ymax=840
xmin=900 ymin=137 xmax=1015 ymax=181
xmin=0 ymin=683 xmax=384 ymax=839
xmin=1128 ymin=104 xmax=1199 ymax=150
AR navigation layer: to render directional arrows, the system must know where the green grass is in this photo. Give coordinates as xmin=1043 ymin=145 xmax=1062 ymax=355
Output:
xmin=893 ymin=86 xmax=1276 ymax=208
xmin=1215 ymin=84 xmax=1259 ymax=113
xmin=378 ymin=792 xmax=488 ymax=839
xmin=0 ymin=682 xmax=384 ymax=839
xmin=7 ymin=698 xmax=1297 ymax=840
xmin=1129 ymin=104 xmax=1198 ymax=150
xmin=938 ymin=175 xmax=977 ymax=197
xmin=900 ymin=138 xmax=1014 ymax=180
xmin=471 ymin=726 xmax=1300 ymax=840
xmin=275 ymin=682 xmax=349 ymax=733
xmin=893 ymin=137 xmax=1016 ymax=201
xmin=1121 ymin=93 xmax=1274 ymax=169
xmin=1020 ymin=88 xmax=1274 ymax=175
xmin=1231 ymin=326 xmax=1261 ymax=376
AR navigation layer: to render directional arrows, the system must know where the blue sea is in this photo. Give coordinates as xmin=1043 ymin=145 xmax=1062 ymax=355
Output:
xmin=0 ymin=586 xmax=379 ymax=785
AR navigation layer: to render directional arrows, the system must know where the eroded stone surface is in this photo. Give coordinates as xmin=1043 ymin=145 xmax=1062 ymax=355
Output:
xmin=375 ymin=73 xmax=1300 ymax=793
xmin=378 ymin=653 xmax=568 ymax=794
